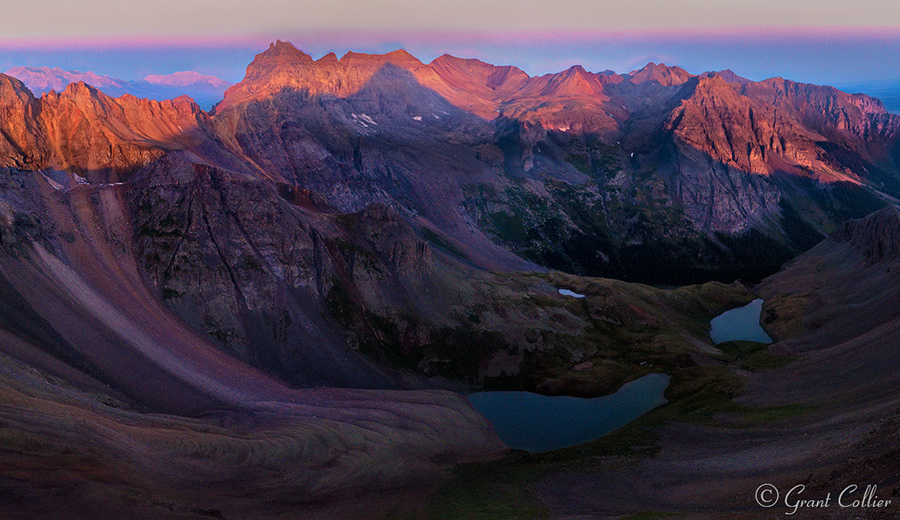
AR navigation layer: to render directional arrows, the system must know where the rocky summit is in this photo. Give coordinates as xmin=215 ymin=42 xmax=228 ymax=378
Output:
xmin=2 ymin=41 xmax=900 ymax=519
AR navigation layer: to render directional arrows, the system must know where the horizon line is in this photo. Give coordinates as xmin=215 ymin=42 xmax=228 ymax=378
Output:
xmin=2 ymin=25 xmax=900 ymax=49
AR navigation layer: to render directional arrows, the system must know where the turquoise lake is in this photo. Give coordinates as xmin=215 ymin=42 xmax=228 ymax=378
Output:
xmin=468 ymin=373 xmax=670 ymax=453
xmin=709 ymin=298 xmax=773 ymax=344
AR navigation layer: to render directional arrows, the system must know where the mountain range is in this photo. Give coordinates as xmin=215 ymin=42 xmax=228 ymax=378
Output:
xmin=2 ymin=40 xmax=900 ymax=518
xmin=4 ymin=65 xmax=233 ymax=110
xmin=4 ymin=41 xmax=899 ymax=284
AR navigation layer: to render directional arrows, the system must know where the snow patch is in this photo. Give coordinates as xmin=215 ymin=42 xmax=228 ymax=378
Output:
xmin=41 ymin=173 xmax=64 ymax=191
xmin=350 ymin=113 xmax=377 ymax=127
xmin=558 ymin=288 xmax=586 ymax=298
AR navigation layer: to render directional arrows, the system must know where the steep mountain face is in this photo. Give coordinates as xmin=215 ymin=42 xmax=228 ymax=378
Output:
xmin=0 ymin=75 xmax=211 ymax=181
xmin=751 ymin=208 xmax=900 ymax=381
xmin=4 ymin=42 xmax=812 ymax=397
xmin=670 ymin=76 xmax=899 ymax=183
xmin=0 ymin=123 xmax=753 ymax=518
xmin=831 ymin=205 xmax=900 ymax=263
xmin=216 ymin=41 xmax=437 ymax=112
xmin=124 ymin=154 xmax=750 ymax=397
xmin=758 ymin=206 xmax=900 ymax=359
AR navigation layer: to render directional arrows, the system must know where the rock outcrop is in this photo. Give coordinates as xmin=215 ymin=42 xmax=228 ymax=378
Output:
xmin=832 ymin=205 xmax=900 ymax=263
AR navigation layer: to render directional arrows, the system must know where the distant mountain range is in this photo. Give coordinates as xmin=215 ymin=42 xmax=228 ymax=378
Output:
xmin=3 ymin=66 xmax=233 ymax=110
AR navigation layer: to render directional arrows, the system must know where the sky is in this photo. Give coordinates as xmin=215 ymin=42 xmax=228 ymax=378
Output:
xmin=1 ymin=1 xmax=899 ymax=99
xmin=3 ymin=0 xmax=899 ymax=37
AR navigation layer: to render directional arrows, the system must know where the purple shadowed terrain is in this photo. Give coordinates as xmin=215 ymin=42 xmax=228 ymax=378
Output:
xmin=1 ymin=34 xmax=900 ymax=519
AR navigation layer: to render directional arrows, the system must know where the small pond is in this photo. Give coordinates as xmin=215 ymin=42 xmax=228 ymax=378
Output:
xmin=468 ymin=373 xmax=670 ymax=453
xmin=709 ymin=298 xmax=773 ymax=344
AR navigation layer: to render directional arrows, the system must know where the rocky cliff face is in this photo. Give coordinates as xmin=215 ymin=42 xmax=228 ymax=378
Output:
xmin=831 ymin=206 xmax=900 ymax=263
xmin=0 ymin=74 xmax=46 ymax=170
xmin=669 ymin=75 xmax=899 ymax=183
xmin=0 ymin=74 xmax=208 ymax=181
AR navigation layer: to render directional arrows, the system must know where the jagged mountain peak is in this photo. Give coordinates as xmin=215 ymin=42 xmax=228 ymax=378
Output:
xmin=318 ymin=52 xmax=339 ymax=64
xmin=689 ymin=71 xmax=739 ymax=93
xmin=0 ymin=72 xmax=212 ymax=177
xmin=701 ymin=69 xmax=751 ymax=84
xmin=266 ymin=39 xmax=310 ymax=58
xmin=4 ymin=43 xmax=900 ymax=279
xmin=559 ymin=64 xmax=600 ymax=82
xmin=246 ymin=40 xmax=314 ymax=75
xmin=537 ymin=64 xmax=606 ymax=97
xmin=61 ymin=80 xmax=99 ymax=95
xmin=0 ymin=72 xmax=34 ymax=99
xmin=3 ymin=66 xmax=230 ymax=110
xmin=628 ymin=62 xmax=693 ymax=86
xmin=218 ymin=45 xmax=433 ymax=111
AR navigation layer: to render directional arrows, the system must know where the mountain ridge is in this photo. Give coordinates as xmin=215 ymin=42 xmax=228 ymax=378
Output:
xmin=3 ymin=41 xmax=900 ymax=282
xmin=4 ymin=65 xmax=234 ymax=110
